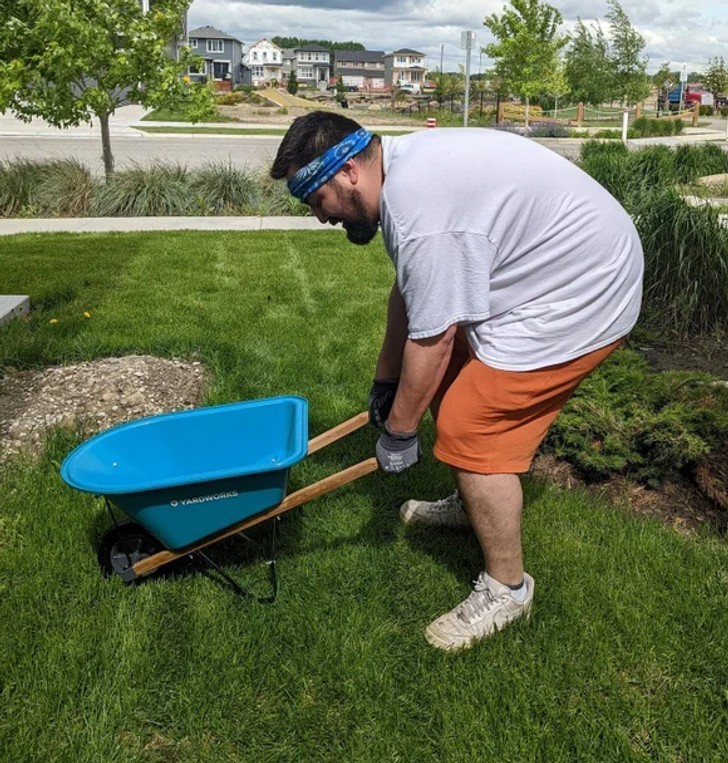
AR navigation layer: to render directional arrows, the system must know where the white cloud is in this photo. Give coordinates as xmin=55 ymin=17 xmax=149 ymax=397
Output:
xmin=188 ymin=0 xmax=728 ymax=74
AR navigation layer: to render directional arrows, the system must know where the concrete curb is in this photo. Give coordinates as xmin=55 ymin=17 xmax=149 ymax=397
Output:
xmin=0 ymin=216 xmax=330 ymax=236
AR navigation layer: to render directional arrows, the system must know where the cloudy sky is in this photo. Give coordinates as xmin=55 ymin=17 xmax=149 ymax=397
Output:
xmin=188 ymin=0 xmax=728 ymax=75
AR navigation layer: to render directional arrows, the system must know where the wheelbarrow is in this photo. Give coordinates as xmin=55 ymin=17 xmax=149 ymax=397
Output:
xmin=60 ymin=396 xmax=378 ymax=600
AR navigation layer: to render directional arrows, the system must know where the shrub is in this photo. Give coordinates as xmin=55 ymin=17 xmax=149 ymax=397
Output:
xmin=721 ymin=106 xmax=728 ymax=118
xmin=529 ymin=120 xmax=571 ymax=138
xmin=631 ymin=116 xmax=651 ymax=138
xmin=188 ymin=163 xmax=261 ymax=214
xmin=673 ymin=118 xmax=684 ymax=135
xmin=216 ymin=92 xmax=245 ymax=106
xmin=544 ymin=348 xmax=728 ymax=485
xmin=579 ymin=140 xmax=630 ymax=199
xmin=699 ymin=105 xmax=714 ymax=116
xmin=91 ymin=164 xmax=192 ymax=217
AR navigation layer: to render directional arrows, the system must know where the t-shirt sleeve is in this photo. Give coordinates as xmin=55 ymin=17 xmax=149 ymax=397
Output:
xmin=395 ymin=231 xmax=496 ymax=339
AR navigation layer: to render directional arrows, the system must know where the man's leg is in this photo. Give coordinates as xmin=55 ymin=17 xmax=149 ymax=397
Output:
xmin=455 ymin=470 xmax=523 ymax=586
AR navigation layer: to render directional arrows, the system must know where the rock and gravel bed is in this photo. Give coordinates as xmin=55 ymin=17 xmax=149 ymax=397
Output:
xmin=0 ymin=355 xmax=210 ymax=464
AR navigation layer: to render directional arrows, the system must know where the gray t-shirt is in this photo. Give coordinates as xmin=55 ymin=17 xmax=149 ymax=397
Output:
xmin=379 ymin=129 xmax=644 ymax=371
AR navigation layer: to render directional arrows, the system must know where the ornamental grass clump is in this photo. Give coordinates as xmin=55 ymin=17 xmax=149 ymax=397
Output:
xmin=33 ymin=159 xmax=96 ymax=217
xmin=258 ymin=175 xmax=311 ymax=216
xmin=91 ymin=163 xmax=193 ymax=217
xmin=579 ymin=143 xmax=728 ymax=335
xmin=0 ymin=159 xmax=46 ymax=216
xmin=188 ymin=162 xmax=261 ymax=214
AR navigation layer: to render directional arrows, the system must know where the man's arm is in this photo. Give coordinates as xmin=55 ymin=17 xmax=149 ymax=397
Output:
xmin=386 ymin=324 xmax=458 ymax=433
xmin=374 ymin=281 xmax=409 ymax=379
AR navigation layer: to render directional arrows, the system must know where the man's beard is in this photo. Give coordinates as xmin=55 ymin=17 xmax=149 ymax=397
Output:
xmin=343 ymin=189 xmax=379 ymax=246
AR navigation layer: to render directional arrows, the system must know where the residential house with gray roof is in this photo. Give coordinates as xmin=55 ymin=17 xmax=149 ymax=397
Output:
xmin=187 ymin=26 xmax=244 ymax=89
xmin=294 ymin=43 xmax=332 ymax=90
xmin=384 ymin=48 xmax=427 ymax=89
xmin=333 ymin=50 xmax=386 ymax=91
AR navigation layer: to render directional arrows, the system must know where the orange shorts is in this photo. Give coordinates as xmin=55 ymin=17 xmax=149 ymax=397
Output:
xmin=433 ymin=339 xmax=623 ymax=474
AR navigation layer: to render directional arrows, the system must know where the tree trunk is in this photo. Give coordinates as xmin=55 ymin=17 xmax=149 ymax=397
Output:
xmin=98 ymin=111 xmax=115 ymax=180
xmin=525 ymin=96 xmax=530 ymax=129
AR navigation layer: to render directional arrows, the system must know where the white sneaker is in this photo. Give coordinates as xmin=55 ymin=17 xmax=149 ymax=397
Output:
xmin=425 ymin=572 xmax=534 ymax=651
xmin=400 ymin=492 xmax=470 ymax=528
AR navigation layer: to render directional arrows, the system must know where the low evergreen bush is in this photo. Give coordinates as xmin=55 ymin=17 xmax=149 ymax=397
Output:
xmin=544 ymin=348 xmax=728 ymax=485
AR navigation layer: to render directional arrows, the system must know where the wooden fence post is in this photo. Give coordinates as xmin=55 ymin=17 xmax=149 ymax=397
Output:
xmin=692 ymin=101 xmax=699 ymax=127
xmin=576 ymin=102 xmax=583 ymax=127
xmin=498 ymin=101 xmax=505 ymax=123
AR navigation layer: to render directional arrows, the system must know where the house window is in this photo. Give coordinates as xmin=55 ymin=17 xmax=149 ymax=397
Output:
xmin=411 ymin=71 xmax=422 ymax=82
xmin=252 ymin=51 xmax=258 ymax=61
xmin=397 ymin=56 xmax=407 ymax=63
xmin=263 ymin=51 xmax=267 ymax=61
xmin=252 ymin=66 xmax=264 ymax=77
xmin=213 ymin=61 xmax=230 ymax=80
xmin=207 ymin=39 xmax=223 ymax=53
xmin=189 ymin=38 xmax=198 ymax=48
xmin=300 ymin=67 xmax=313 ymax=79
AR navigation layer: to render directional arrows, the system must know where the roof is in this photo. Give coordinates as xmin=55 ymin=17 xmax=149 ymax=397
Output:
xmin=296 ymin=43 xmax=331 ymax=53
xmin=385 ymin=48 xmax=425 ymax=56
xmin=187 ymin=26 xmax=242 ymax=44
xmin=334 ymin=49 xmax=385 ymax=63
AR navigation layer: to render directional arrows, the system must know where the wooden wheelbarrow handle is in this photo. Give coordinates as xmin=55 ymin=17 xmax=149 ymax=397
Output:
xmin=132 ymin=412 xmax=378 ymax=577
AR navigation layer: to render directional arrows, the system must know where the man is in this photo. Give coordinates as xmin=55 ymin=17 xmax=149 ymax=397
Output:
xmin=271 ymin=112 xmax=643 ymax=651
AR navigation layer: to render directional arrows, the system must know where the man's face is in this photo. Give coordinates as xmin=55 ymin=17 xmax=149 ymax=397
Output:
xmin=305 ymin=175 xmax=379 ymax=246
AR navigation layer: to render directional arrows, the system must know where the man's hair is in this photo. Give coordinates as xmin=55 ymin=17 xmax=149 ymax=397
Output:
xmin=270 ymin=110 xmax=380 ymax=180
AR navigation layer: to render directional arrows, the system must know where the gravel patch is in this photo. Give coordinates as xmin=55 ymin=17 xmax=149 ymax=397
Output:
xmin=0 ymin=355 xmax=210 ymax=463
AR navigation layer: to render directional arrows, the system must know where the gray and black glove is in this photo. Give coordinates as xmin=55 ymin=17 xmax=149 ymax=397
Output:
xmin=376 ymin=423 xmax=420 ymax=473
xmin=368 ymin=378 xmax=398 ymax=430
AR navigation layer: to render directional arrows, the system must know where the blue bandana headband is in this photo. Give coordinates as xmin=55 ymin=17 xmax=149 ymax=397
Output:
xmin=287 ymin=128 xmax=373 ymax=201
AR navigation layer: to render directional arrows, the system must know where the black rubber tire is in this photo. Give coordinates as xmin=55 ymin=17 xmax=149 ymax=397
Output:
xmin=97 ymin=517 xmax=163 ymax=582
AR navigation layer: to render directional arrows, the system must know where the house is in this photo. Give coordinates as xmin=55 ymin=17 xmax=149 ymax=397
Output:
xmin=187 ymin=26 xmax=244 ymax=90
xmin=244 ymin=39 xmax=284 ymax=86
xmin=384 ymin=48 xmax=427 ymax=89
xmin=333 ymin=50 xmax=386 ymax=91
xmin=281 ymin=48 xmax=297 ymax=84
xmin=294 ymin=43 xmax=331 ymax=90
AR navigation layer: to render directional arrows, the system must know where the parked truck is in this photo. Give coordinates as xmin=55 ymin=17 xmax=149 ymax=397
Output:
xmin=666 ymin=84 xmax=714 ymax=110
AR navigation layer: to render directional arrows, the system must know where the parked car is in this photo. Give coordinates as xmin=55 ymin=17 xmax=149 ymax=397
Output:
xmin=398 ymin=82 xmax=421 ymax=95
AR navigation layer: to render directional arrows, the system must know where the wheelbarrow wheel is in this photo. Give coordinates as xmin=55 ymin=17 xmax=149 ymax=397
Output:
xmin=97 ymin=518 xmax=163 ymax=583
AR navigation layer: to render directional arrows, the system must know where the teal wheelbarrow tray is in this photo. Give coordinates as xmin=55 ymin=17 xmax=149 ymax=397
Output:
xmin=60 ymin=397 xmax=377 ymax=600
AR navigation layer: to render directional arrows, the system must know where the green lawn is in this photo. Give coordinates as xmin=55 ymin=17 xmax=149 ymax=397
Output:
xmin=1 ymin=231 xmax=727 ymax=762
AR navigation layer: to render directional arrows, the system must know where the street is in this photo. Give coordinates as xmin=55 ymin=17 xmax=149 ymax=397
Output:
xmin=0 ymin=133 xmax=284 ymax=176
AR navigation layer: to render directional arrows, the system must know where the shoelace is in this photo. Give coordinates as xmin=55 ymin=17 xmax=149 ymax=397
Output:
xmin=456 ymin=578 xmax=498 ymax=624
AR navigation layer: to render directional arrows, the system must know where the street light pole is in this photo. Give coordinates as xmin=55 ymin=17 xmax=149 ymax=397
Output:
xmin=440 ymin=43 xmax=444 ymax=73
xmin=461 ymin=31 xmax=475 ymax=128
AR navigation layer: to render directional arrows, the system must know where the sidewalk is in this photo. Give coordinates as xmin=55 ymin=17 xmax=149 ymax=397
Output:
xmin=0 ymin=216 xmax=330 ymax=236
xmin=0 ymin=104 xmax=148 ymax=138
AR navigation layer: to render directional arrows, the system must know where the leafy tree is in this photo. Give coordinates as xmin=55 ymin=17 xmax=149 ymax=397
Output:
xmin=703 ymin=56 xmax=728 ymax=104
xmin=335 ymin=76 xmax=346 ymax=103
xmin=484 ymin=0 xmax=568 ymax=126
xmin=605 ymin=0 xmax=650 ymax=105
xmin=653 ymin=61 xmax=676 ymax=111
xmin=271 ymin=37 xmax=364 ymax=52
xmin=0 ymin=0 xmax=214 ymax=178
xmin=287 ymin=70 xmax=299 ymax=95
xmin=564 ymin=19 xmax=614 ymax=106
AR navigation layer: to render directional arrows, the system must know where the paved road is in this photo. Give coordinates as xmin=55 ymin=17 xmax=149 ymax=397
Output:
xmin=0 ymin=133 xmax=284 ymax=175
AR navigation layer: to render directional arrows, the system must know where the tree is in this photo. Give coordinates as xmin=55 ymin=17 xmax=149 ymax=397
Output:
xmin=605 ymin=0 xmax=650 ymax=106
xmin=564 ymin=19 xmax=615 ymax=106
xmin=335 ymin=76 xmax=346 ymax=104
xmin=484 ymin=0 xmax=568 ymax=126
xmin=652 ymin=61 xmax=675 ymax=111
xmin=287 ymin=70 xmax=299 ymax=95
xmin=703 ymin=56 xmax=728 ymax=105
xmin=0 ymin=0 xmax=215 ymax=178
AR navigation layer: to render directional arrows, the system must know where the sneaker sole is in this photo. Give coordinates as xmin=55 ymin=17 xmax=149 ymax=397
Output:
xmin=424 ymin=600 xmax=533 ymax=652
xmin=399 ymin=500 xmax=471 ymax=529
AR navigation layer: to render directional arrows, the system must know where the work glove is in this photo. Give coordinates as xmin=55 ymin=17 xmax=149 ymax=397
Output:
xmin=376 ymin=423 xmax=420 ymax=474
xmin=368 ymin=378 xmax=399 ymax=430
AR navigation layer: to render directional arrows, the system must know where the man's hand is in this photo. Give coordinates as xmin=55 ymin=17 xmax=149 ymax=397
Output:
xmin=376 ymin=423 xmax=420 ymax=473
xmin=368 ymin=378 xmax=398 ymax=430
